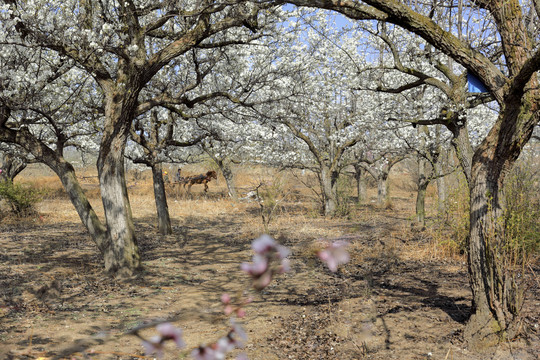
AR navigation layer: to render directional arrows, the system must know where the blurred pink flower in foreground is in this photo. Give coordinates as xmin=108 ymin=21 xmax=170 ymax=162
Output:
xmin=241 ymin=235 xmax=290 ymax=290
xmin=192 ymin=320 xmax=247 ymax=360
xmin=317 ymin=240 xmax=350 ymax=272
xmin=221 ymin=293 xmax=250 ymax=318
xmin=142 ymin=322 xmax=185 ymax=358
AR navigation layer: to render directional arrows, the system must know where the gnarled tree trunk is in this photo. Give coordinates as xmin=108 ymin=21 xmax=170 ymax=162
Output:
xmin=0 ymin=152 xmax=27 ymax=181
xmin=56 ymin=161 xmax=108 ymax=249
xmin=463 ymin=100 xmax=537 ymax=348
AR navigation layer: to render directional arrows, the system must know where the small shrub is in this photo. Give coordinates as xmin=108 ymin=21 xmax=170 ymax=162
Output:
xmin=502 ymin=162 xmax=540 ymax=263
xmin=335 ymin=176 xmax=353 ymax=217
xmin=0 ymin=180 xmax=45 ymax=216
xmin=433 ymin=173 xmax=469 ymax=256
xmin=433 ymin=156 xmax=540 ymax=261
xmin=252 ymin=175 xmax=290 ymax=233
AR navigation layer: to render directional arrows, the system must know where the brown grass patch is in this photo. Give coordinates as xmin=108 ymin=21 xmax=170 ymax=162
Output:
xmin=0 ymin=164 xmax=538 ymax=360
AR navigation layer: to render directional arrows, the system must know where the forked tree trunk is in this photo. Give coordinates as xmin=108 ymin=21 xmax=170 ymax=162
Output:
xmin=151 ymin=164 xmax=172 ymax=235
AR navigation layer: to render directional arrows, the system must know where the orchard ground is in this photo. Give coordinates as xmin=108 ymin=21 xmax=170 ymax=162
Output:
xmin=1 ymin=164 xmax=538 ymax=360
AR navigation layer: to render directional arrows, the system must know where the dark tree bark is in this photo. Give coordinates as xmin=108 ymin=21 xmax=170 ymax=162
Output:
xmin=0 ymin=152 xmax=26 ymax=181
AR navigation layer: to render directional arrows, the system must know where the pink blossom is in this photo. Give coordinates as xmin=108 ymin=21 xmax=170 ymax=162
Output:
xmin=141 ymin=323 xmax=184 ymax=358
xmin=221 ymin=293 xmax=231 ymax=305
xmin=252 ymin=234 xmax=290 ymax=259
xmin=241 ymin=254 xmax=268 ymax=276
xmin=142 ymin=337 xmax=164 ymax=358
xmin=224 ymin=304 xmax=234 ymax=315
xmin=251 ymin=234 xmax=277 ymax=253
xmin=317 ymin=240 xmax=350 ymax=272
xmin=278 ymin=258 xmax=290 ymax=273
xmin=191 ymin=321 xmax=247 ymax=360
xmin=241 ymin=235 xmax=291 ymax=290
xmin=191 ymin=346 xmax=219 ymax=360
xmin=156 ymin=322 xmax=185 ymax=349
xmin=236 ymin=308 xmax=246 ymax=318
xmin=216 ymin=336 xmax=235 ymax=354
xmin=229 ymin=320 xmax=247 ymax=347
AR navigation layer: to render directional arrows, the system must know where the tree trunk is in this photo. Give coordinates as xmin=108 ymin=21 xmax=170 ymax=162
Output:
xmin=450 ymin=123 xmax=474 ymax=184
xmin=465 ymin=160 xmax=509 ymax=348
xmin=354 ymin=165 xmax=367 ymax=204
xmin=434 ymin=124 xmax=447 ymax=214
xmin=416 ymin=139 xmax=429 ymax=226
xmin=463 ymin=99 xmax=537 ymax=348
xmin=0 ymin=124 xmax=110 ymax=270
xmin=435 ymin=155 xmax=446 ymax=214
xmin=0 ymin=152 xmax=27 ymax=181
xmin=377 ymin=173 xmax=389 ymax=205
xmin=55 ymin=161 xmax=108 ymax=249
xmin=220 ymin=161 xmax=238 ymax=201
xmin=97 ymin=94 xmax=141 ymax=277
xmin=320 ymin=166 xmax=339 ymax=216
xmin=151 ymin=164 xmax=172 ymax=235
xmin=416 ymin=183 xmax=428 ymax=227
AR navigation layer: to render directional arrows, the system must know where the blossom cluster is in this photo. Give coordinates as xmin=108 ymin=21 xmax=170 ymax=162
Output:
xmin=141 ymin=322 xmax=185 ymax=358
xmin=240 ymin=234 xmax=291 ymax=290
xmin=317 ymin=240 xmax=351 ymax=272
xmin=191 ymin=320 xmax=247 ymax=360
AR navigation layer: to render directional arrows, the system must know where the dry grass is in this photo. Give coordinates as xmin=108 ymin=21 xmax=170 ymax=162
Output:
xmin=1 ymin=164 xmax=538 ymax=360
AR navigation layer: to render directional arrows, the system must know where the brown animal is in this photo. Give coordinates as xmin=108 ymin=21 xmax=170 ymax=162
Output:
xmin=180 ymin=170 xmax=217 ymax=194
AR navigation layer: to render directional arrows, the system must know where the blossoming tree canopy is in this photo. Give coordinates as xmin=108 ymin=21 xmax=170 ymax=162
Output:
xmin=1 ymin=0 xmax=283 ymax=276
xmin=283 ymin=0 xmax=540 ymax=348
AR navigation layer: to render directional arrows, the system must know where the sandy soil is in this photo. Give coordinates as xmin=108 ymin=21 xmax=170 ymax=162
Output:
xmin=0 ymin=179 xmax=538 ymax=360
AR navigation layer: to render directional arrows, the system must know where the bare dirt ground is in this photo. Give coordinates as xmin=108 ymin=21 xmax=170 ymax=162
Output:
xmin=1 ymin=169 xmax=539 ymax=360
